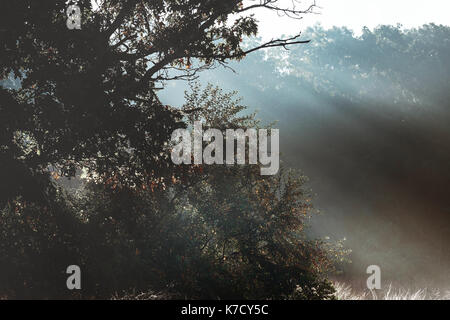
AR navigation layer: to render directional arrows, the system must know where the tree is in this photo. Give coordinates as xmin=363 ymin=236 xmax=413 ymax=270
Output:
xmin=166 ymin=84 xmax=337 ymax=299
xmin=0 ymin=0 xmax=315 ymax=197
xmin=0 ymin=1 xmax=340 ymax=299
xmin=0 ymin=82 xmax=340 ymax=299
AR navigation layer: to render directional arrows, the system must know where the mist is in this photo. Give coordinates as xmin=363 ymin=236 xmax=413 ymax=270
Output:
xmin=159 ymin=24 xmax=450 ymax=289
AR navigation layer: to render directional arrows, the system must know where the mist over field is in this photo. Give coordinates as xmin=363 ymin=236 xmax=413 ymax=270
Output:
xmin=159 ymin=24 xmax=450 ymax=289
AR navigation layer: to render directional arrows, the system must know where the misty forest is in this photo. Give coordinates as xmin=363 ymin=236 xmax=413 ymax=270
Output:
xmin=1 ymin=1 xmax=449 ymax=300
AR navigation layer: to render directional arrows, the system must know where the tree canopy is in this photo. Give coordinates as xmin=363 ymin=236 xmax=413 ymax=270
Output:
xmin=0 ymin=0 xmax=315 ymax=202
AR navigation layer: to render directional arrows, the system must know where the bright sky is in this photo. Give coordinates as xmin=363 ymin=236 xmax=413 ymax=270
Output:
xmin=252 ymin=0 xmax=450 ymax=39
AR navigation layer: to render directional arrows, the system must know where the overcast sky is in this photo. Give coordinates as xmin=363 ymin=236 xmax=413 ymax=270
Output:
xmin=252 ymin=0 xmax=450 ymax=38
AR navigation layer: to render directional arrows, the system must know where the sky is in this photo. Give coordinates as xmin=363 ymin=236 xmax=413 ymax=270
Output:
xmin=252 ymin=0 xmax=450 ymax=39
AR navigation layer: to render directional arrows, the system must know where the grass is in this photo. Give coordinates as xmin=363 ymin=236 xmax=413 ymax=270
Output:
xmin=334 ymin=282 xmax=450 ymax=300
xmin=111 ymin=282 xmax=450 ymax=300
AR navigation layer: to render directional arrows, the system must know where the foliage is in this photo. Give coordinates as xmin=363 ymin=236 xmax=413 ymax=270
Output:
xmin=0 ymin=0 xmax=313 ymax=193
xmin=0 ymin=1 xmax=339 ymax=299
xmin=0 ymin=84 xmax=339 ymax=299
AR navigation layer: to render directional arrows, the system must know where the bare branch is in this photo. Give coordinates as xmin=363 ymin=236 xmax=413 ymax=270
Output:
xmin=237 ymin=0 xmax=318 ymax=19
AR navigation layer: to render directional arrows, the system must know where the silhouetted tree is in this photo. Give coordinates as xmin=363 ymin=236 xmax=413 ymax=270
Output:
xmin=0 ymin=0 xmax=314 ymax=198
xmin=0 ymin=1 xmax=339 ymax=299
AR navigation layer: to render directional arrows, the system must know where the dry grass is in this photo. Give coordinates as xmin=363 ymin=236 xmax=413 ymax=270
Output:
xmin=111 ymin=283 xmax=450 ymax=300
xmin=334 ymin=282 xmax=450 ymax=300
xmin=111 ymin=289 xmax=175 ymax=300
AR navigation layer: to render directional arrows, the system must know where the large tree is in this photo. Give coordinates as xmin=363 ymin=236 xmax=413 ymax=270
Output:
xmin=0 ymin=0 xmax=315 ymax=201
xmin=0 ymin=1 xmax=340 ymax=299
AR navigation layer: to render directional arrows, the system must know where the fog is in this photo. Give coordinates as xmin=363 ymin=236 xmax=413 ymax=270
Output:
xmin=159 ymin=24 xmax=450 ymax=288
